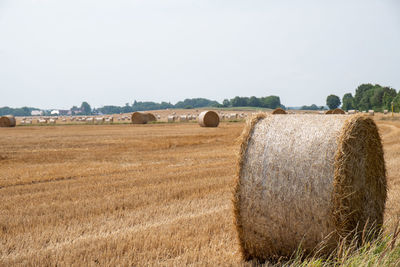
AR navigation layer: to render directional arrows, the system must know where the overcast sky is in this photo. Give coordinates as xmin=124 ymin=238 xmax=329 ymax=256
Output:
xmin=0 ymin=0 xmax=399 ymax=109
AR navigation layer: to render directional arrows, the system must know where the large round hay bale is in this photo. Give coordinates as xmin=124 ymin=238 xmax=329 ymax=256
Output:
xmin=234 ymin=114 xmax=386 ymax=261
xmin=0 ymin=115 xmax=16 ymax=127
xmin=271 ymin=108 xmax=287 ymax=114
xmin=332 ymin=108 xmax=345 ymax=114
xmin=198 ymin=111 xmax=219 ymax=127
xmin=131 ymin=112 xmax=157 ymax=124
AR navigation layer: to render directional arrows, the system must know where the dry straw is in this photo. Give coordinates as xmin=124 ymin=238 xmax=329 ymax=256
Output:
xmin=0 ymin=115 xmax=16 ymax=127
xmin=233 ymin=114 xmax=386 ymax=261
xmin=198 ymin=111 xmax=220 ymax=127
xmin=131 ymin=112 xmax=157 ymax=124
xmin=332 ymin=108 xmax=346 ymax=114
xmin=271 ymin=108 xmax=287 ymax=114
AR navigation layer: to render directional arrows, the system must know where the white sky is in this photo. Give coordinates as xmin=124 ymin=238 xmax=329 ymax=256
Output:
xmin=0 ymin=0 xmax=399 ymax=109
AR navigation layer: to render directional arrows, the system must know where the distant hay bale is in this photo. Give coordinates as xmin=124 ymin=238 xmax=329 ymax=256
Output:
xmin=167 ymin=115 xmax=175 ymax=123
xmin=95 ymin=117 xmax=105 ymax=123
xmin=325 ymin=109 xmax=333 ymax=114
xmin=131 ymin=112 xmax=157 ymax=124
xmin=234 ymin=114 xmax=386 ymax=261
xmin=369 ymin=110 xmax=375 ymax=116
xmin=384 ymin=110 xmax=388 ymax=115
xmin=198 ymin=111 xmax=220 ymax=127
xmin=271 ymin=108 xmax=287 ymax=114
xmin=230 ymin=113 xmax=238 ymax=119
xmin=0 ymin=115 xmax=16 ymax=127
xmin=348 ymin=110 xmax=356 ymax=114
xmin=179 ymin=115 xmax=188 ymax=122
xmin=332 ymin=108 xmax=345 ymax=114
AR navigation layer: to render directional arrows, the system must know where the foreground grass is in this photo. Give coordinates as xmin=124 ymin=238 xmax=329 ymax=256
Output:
xmin=280 ymin=226 xmax=400 ymax=267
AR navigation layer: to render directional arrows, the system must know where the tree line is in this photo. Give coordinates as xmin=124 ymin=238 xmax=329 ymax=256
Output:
xmin=0 ymin=106 xmax=40 ymax=117
xmin=324 ymin=83 xmax=399 ymax=112
xmin=0 ymin=95 xmax=283 ymax=116
xmin=98 ymin=96 xmax=282 ymax=114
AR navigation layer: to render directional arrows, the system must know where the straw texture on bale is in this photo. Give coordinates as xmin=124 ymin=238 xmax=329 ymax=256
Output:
xmin=131 ymin=112 xmax=157 ymax=124
xmin=332 ymin=108 xmax=345 ymax=114
xmin=233 ymin=114 xmax=386 ymax=261
xmin=271 ymin=108 xmax=287 ymax=114
xmin=198 ymin=111 xmax=220 ymax=127
xmin=0 ymin=115 xmax=16 ymax=127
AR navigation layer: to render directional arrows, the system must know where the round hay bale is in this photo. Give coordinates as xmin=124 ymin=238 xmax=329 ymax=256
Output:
xmin=198 ymin=111 xmax=220 ymax=127
xmin=0 ymin=115 xmax=16 ymax=127
xmin=179 ymin=115 xmax=188 ymax=122
xmin=369 ymin=110 xmax=375 ymax=116
xmin=234 ymin=114 xmax=386 ymax=261
xmin=131 ymin=112 xmax=157 ymax=124
xmin=325 ymin=109 xmax=333 ymax=114
xmin=167 ymin=115 xmax=175 ymax=123
xmin=332 ymin=108 xmax=345 ymax=114
xmin=271 ymin=108 xmax=287 ymax=114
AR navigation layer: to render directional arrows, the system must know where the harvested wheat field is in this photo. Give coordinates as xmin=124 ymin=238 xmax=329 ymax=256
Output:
xmin=1 ymin=118 xmax=400 ymax=266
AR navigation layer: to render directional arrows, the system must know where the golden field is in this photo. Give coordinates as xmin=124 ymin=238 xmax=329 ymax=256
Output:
xmin=1 ymin=117 xmax=400 ymax=266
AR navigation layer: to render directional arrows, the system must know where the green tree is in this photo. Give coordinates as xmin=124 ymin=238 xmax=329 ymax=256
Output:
xmin=354 ymin=84 xmax=374 ymax=109
xmin=260 ymin=96 xmax=281 ymax=109
xmin=231 ymin=96 xmax=248 ymax=107
xmin=122 ymin=103 xmax=132 ymax=113
xmin=326 ymin=95 xmax=341 ymax=109
xmin=382 ymin=88 xmax=397 ymax=111
xmin=392 ymin=94 xmax=400 ymax=112
xmin=341 ymin=93 xmax=354 ymax=111
xmin=222 ymin=99 xmax=230 ymax=107
xmin=301 ymin=104 xmax=320 ymax=110
xmin=248 ymin=96 xmax=260 ymax=107
xmin=80 ymin=101 xmax=92 ymax=115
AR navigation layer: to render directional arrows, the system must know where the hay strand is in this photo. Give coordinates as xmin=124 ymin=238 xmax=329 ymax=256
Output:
xmin=0 ymin=115 xmax=16 ymax=127
xmin=233 ymin=114 xmax=386 ymax=261
xmin=198 ymin=111 xmax=220 ymax=127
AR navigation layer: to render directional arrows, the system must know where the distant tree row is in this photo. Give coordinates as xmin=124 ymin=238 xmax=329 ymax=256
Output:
xmin=97 ymin=96 xmax=283 ymax=114
xmin=97 ymin=98 xmax=218 ymax=114
xmin=0 ymin=106 xmax=40 ymax=116
xmin=300 ymin=104 xmax=325 ymax=110
xmin=1 ymin=95 xmax=283 ymax=116
xmin=328 ymin=84 xmax=399 ymax=112
xmin=221 ymin=96 xmax=283 ymax=109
